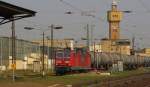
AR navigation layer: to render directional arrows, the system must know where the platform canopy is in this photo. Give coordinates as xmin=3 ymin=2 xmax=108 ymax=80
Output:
xmin=0 ymin=1 xmax=36 ymax=25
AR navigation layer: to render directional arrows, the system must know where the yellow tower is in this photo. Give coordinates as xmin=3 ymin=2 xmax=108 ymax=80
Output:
xmin=107 ymin=0 xmax=123 ymax=40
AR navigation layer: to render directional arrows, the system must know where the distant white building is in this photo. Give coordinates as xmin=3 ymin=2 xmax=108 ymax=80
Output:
xmin=89 ymin=43 xmax=102 ymax=52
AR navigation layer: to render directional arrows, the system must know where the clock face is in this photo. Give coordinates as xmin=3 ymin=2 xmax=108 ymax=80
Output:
xmin=108 ymin=11 xmax=122 ymax=21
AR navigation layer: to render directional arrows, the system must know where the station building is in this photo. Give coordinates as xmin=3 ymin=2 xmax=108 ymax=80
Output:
xmin=100 ymin=38 xmax=131 ymax=55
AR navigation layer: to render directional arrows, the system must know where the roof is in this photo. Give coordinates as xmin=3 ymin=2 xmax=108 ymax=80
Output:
xmin=0 ymin=36 xmax=39 ymax=45
xmin=0 ymin=1 xmax=36 ymax=25
xmin=115 ymin=39 xmax=130 ymax=45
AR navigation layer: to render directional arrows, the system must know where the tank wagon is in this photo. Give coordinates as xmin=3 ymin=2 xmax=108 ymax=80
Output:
xmin=91 ymin=52 xmax=150 ymax=70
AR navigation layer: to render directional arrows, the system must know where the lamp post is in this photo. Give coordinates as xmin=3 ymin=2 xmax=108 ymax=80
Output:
xmin=46 ymin=36 xmax=50 ymax=71
xmin=24 ymin=27 xmax=46 ymax=77
xmin=42 ymin=32 xmax=45 ymax=76
xmin=49 ymin=24 xmax=63 ymax=73
xmin=50 ymin=25 xmax=54 ymax=73
xmin=11 ymin=18 xmax=16 ymax=82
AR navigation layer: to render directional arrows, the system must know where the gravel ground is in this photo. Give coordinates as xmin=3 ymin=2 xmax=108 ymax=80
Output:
xmin=0 ymin=73 xmax=150 ymax=87
xmin=100 ymin=73 xmax=150 ymax=87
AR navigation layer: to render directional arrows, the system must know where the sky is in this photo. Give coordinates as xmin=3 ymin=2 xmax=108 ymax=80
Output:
xmin=1 ymin=0 xmax=150 ymax=48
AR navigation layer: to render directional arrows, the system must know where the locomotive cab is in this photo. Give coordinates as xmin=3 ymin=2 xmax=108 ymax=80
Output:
xmin=55 ymin=48 xmax=72 ymax=75
xmin=55 ymin=48 xmax=71 ymax=67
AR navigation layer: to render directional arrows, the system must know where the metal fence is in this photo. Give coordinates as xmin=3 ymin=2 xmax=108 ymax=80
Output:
xmin=0 ymin=37 xmax=40 ymax=70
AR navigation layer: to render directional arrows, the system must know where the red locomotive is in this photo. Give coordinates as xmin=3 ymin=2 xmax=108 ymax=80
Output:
xmin=55 ymin=48 xmax=91 ymax=75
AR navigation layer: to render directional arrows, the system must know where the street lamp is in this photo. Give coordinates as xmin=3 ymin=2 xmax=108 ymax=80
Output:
xmin=122 ymin=10 xmax=132 ymax=13
xmin=24 ymin=27 xmax=46 ymax=77
xmin=48 ymin=24 xmax=63 ymax=73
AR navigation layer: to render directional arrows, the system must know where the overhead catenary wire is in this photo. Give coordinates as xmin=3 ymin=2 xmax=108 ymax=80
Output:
xmin=136 ymin=0 xmax=150 ymax=13
xmin=59 ymin=0 xmax=84 ymax=12
xmin=59 ymin=0 xmax=105 ymax=22
xmin=22 ymin=19 xmax=47 ymax=29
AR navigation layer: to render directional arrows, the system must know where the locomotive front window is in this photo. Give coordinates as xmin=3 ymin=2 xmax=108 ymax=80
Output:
xmin=56 ymin=52 xmax=63 ymax=58
xmin=64 ymin=52 xmax=70 ymax=58
xmin=64 ymin=49 xmax=70 ymax=58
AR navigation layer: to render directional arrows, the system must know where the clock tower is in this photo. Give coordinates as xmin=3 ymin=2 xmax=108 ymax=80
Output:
xmin=107 ymin=0 xmax=123 ymax=40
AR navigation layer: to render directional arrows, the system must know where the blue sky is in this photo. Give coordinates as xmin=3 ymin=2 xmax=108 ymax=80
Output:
xmin=1 ymin=0 xmax=150 ymax=48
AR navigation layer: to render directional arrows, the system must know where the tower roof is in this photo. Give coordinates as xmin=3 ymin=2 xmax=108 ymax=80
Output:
xmin=112 ymin=0 xmax=117 ymax=6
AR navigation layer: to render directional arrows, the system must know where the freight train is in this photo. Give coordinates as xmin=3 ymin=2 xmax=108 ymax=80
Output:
xmin=55 ymin=48 xmax=150 ymax=75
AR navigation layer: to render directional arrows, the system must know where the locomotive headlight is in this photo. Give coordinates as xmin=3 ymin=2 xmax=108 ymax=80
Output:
xmin=65 ymin=61 xmax=69 ymax=63
xmin=57 ymin=61 xmax=62 ymax=63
